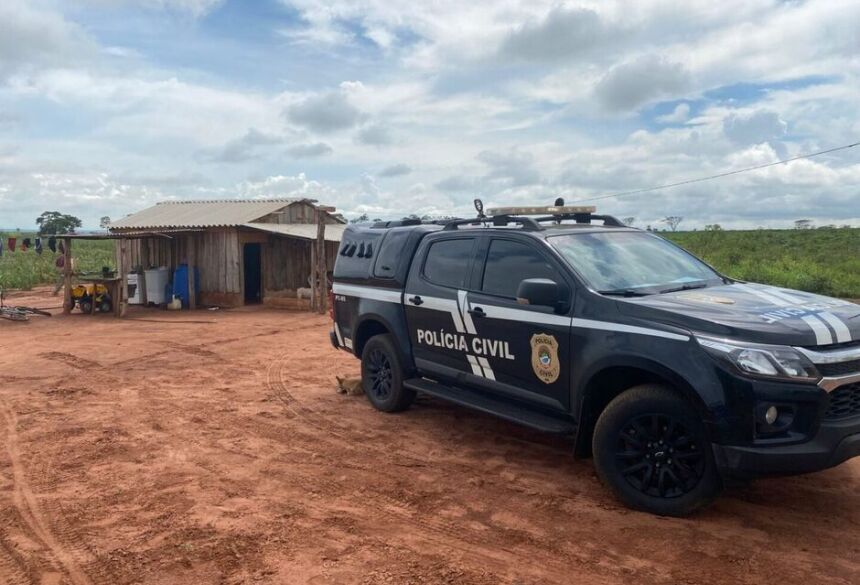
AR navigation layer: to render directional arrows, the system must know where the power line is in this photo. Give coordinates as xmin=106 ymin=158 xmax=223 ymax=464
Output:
xmin=569 ymin=140 xmax=860 ymax=203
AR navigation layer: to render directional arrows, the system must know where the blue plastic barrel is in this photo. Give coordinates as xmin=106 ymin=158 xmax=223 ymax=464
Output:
xmin=173 ymin=264 xmax=200 ymax=308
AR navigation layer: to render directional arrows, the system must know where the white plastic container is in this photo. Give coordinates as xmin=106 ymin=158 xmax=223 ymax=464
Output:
xmin=144 ymin=267 xmax=169 ymax=304
xmin=127 ymin=273 xmax=143 ymax=305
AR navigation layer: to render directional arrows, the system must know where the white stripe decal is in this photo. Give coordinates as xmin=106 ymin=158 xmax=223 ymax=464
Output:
xmin=419 ymin=296 xmax=466 ymax=333
xmin=477 ymin=357 xmax=495 ymax=380
xmin=332 ymin=283 xmax=402 ymax=303
xmin=737 ymin=284 xmax=791 ymax=307
xmin=477 ymin=303 xmax=687 ymax=341
xmin=344 ymin=338 xmax=353 ymax=349
xmin=458 ymin=290 xmax=477 ymax=334
xmin=801 ymin=315 xmax=833 ymax=345
xmin=466 ymin=354 xmax=484 ymax=376
xmin=765 ymin=288 xmax=805 ymax=305
xmin=819 ymin=312 xmax=852 ymax=343
xmin=571 ymin=318 xmax=690 ymax=341
xmin=738 ymin=283 xmax=841 ymax=345
xmin=479 ymin=304 xmax=572 ymax=327
xmin=333 ymin=322 xmax=344 ymax=346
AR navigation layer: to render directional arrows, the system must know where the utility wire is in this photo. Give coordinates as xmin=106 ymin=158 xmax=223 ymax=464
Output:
xmin=570 ymin=140 xmax=860 ymax=203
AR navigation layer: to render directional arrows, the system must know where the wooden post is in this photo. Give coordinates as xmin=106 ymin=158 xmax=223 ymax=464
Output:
xmin=139 ymin=237 xmax=149 ymax=304
xmin=315 ymin=211 xmax=327 ymax=315
xmin=118 ymin=238 xmax=128 ymax=317
xmin=310 ymin=243 xmax=317 ymax=312
xmin=62 ymin=237 xmax=72 ymax=314
xmin=187 ymin=234 xmax=197 ymax=310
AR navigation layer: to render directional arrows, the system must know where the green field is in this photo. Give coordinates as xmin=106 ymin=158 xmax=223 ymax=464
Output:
xmin=2 ymin=228 xmax=859 ymax=298
xmin=0 ymin=232 xmax=115 ymax=291
xmin=664 ymin=228 xmax=860 ymax=299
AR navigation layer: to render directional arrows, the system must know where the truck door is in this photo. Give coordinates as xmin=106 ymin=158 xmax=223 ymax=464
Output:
xmin=404 ymin=236 xmax=479 ymax=382
xmin=465 ymin=236 xmax=573 ymax=410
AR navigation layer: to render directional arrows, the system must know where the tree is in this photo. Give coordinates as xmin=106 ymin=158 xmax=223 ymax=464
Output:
xmin=622 ymin=217 xmax=635 ymax=226
xmin=794 ymin=219 xmax=813 ymax=230
xmin=36 ymin=211 xmax=82 ymax=235
xmin=350 ymin=213 xmax=370 ymax=224
xmin=704 ymin=224 xmax=723 ymax=231
xmin=99 ymin=216 xmax=112 ymax=229
xmin=662 ymin=216 xmax=683 ymax=232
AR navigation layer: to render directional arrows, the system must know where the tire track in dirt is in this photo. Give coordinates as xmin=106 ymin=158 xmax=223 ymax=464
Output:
xmin=0 ymin=535 xmax=31 ymax=585
xmin=0 ymin=404 xmax=96 ymax=585
xmin=262 ymin=352 xmax=607 ymax=583
xmin=37 ymin=352 xmax=103 ymax=371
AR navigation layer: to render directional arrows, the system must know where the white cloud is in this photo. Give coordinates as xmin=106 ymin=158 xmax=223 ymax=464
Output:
xmin=377 ymin=163 xmax=412 ymax=178
xmin=286 ymin=142 xmax=333 ymax=158
xmin=722 ymin=110 xmax=787 ymax=145
xmin=657 ymin=103 xmax=691 ymax=124
xmin=285 ymin=89 xmax=364 ymax=133
xmin=594 ymin=55 xmax=691 ymax=111
xmin=0 ymin=1 xmax=95 ymax=78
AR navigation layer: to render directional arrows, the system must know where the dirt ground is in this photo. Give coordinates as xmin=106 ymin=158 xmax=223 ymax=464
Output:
xmin=0 ymin=288 xmax=858 ymax=585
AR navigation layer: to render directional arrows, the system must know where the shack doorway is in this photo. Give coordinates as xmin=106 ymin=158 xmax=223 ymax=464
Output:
xmin=243 ymin=243 xmax=262 ymax=304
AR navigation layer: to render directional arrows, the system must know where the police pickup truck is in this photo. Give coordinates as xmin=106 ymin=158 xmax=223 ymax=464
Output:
xmin=329 ymin=202 xmax=860 ymax=516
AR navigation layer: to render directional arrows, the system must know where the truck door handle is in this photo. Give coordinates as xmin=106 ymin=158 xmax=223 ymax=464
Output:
xmin=468 ymin=307 xmax=486 ymax=318
xmin=408 ymin=295 xmax=423 ymax=306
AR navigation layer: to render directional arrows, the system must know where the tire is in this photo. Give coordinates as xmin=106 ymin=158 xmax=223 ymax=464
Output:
xmin=592 ymin=384 xmax=722 ymax=516
xmin=98 ymin=299 xmax=112 ymax=313
xmin=361 ymin=334 xmax=415 ymax=413
xmin=78 ymin=299 xmax=93 ymax=314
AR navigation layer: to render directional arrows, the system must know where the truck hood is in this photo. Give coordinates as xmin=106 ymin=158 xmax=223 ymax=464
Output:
xmin=617 ymin=282 xmax=859 ymax=347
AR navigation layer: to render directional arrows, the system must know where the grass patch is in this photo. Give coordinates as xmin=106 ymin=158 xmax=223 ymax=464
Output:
xmin=0 ymin=232 xmax=115 ymax=291
xmin=665 ymin=228 xmax=860 ymax=298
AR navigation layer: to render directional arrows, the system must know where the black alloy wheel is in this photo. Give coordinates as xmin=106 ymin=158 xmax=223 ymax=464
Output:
xmin=366 ymin=347 xmax=393 ymax=402
xmin=593 ymin=384 xmax=721 ymax=516
xmin=360 ymin=334 xmax=415 ymax=413
xmin=615 ymin=413 xmax=705 ymax=498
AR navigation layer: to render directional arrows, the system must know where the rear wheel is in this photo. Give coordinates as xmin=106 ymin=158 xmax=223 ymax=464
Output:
xmin=78 ymin=298 xmax=93 ymax=314
xmin=361 ymin=334 xmax=414 ymax=412
xmin=593 ymin=384 xmax=721 ymax=516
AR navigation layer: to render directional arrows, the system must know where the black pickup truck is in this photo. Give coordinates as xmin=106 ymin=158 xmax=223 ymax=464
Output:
xmin=329 ymin=204 xmax=860 ymax=516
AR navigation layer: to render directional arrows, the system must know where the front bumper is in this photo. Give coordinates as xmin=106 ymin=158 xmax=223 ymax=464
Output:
xmin=713 ymin=415 xmax=860 ymax=478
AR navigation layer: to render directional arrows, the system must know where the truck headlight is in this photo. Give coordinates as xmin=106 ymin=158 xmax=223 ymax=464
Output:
xmin=697 ymin=337 xmax=819 ymax=381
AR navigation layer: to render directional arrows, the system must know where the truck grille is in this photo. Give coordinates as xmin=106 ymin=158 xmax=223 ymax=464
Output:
xmin=818 ymin=359 xmax=860 ymax=378
xmin=825 ymin=383 xmax=860 ymax=420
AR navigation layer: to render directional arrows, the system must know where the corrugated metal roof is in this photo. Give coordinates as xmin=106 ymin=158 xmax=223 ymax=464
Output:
xmin=109 ymin=198 xmax=311 ymax=230
xmin=243 ymin=222 xmax=346 ymax=242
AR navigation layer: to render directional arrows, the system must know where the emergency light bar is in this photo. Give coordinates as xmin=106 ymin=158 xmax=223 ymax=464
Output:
xmin=486 ymin=205 xmax=597 ymax=216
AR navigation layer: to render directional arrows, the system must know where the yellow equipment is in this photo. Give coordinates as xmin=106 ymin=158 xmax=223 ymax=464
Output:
xmin=71 ymin=283 xmax=113 ymax=313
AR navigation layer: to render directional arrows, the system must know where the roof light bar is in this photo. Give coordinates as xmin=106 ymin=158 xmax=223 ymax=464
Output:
xmin=486 ymin=205 xmax=597 ymax=216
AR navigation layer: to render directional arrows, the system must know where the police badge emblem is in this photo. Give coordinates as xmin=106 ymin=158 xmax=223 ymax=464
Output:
xmin=530 ymin=333 xmax=560 ymax=384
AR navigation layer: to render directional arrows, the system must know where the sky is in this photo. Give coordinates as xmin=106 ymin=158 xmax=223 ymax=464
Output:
xmin=0 ymin=0 xmax=858 ymax=230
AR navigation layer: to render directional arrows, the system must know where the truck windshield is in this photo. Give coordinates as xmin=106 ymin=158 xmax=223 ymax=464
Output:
xmin=549 ymin=232 xmax=722 ymax=295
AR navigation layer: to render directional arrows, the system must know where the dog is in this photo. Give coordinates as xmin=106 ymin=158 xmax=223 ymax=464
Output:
xmin=335 ymin=376 xmax=364 ymax=396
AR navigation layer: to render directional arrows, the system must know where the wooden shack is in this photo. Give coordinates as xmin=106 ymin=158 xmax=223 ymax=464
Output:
xmin=108 ymin=198 xmax=346 ymax=309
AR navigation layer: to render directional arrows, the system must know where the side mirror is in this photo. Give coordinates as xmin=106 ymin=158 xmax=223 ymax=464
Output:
xmin=516 ymin=278 xmax=567 ymax=312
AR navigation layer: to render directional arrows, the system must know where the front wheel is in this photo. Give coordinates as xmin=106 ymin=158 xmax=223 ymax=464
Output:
xmin=361 ymin=334 xmax=415 ymax=413
xmin=592 ymin=384 xmax=722 ymax=516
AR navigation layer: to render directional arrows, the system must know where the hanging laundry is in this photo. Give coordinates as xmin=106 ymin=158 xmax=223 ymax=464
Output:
xmin=35 ymin=238 xmax=43 ymax=255
xmin=8 ymin=237 xmax=16 ymax=252
xmin=48 ymin=236 xmax=57 ymax=253
xmin=58 ymin=240 xmax=65 ymax=255
xmin=21 ymin=237 xmax=31 ymax=251
xmin=0 ymin=238 xmax=3 ymax=257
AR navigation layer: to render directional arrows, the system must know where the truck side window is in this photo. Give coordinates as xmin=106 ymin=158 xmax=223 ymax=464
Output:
xmin=374 ymin=230 xmax=411 ymax=277
xmin=482 ymin=239 xmax=556 ymax=298
xmin=423 ymin=238 xmax=473 ymax=289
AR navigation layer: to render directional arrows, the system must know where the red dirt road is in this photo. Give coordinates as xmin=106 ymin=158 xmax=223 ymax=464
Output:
xmin=0 ymin=289 xmax=858 ymax=584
